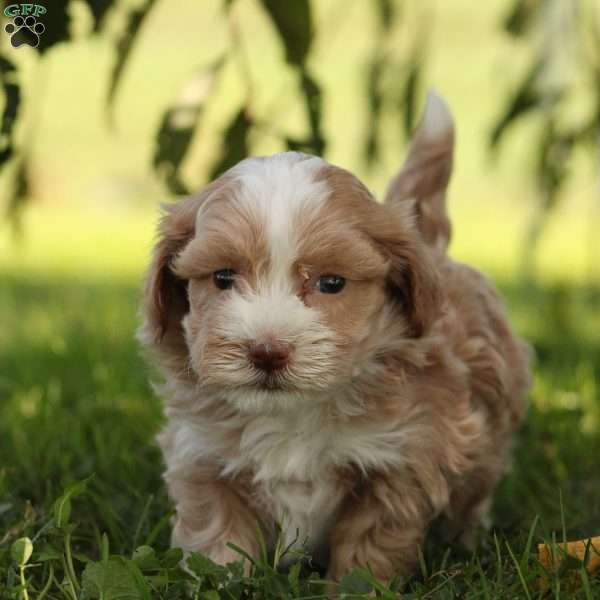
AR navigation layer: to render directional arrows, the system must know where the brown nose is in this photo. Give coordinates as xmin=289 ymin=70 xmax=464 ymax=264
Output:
xmin=248 ymin=341 xmax=291 ymax=372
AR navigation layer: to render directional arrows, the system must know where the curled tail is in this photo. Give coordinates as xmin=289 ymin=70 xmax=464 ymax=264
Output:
xmin=384 ymin=91 xmax=455 ymax=254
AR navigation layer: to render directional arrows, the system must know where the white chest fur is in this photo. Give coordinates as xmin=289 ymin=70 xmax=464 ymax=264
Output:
xmin=171 ymin=405 xmax=410 ymax=553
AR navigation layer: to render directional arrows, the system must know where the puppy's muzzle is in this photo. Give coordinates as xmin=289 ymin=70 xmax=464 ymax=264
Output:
xmin=248 ymin=341 xmax=292 ymax=373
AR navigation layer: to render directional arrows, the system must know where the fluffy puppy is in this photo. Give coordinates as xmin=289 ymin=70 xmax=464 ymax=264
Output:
xmin=139 ymin=92 xmax=530 ymax=582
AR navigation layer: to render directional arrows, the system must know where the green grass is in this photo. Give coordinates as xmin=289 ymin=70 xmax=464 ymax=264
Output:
xmin=1 ymin=240 xmax=600 ymax=597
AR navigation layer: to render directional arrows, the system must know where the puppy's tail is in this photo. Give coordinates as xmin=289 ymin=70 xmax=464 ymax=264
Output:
xmin=384 ymin=90 xmax=454 ymax=254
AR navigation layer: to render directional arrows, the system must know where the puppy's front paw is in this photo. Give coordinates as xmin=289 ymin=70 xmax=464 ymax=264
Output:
xmin=173 ymin=520 xmax=258 ymax=575
xmin=207 ymin=543 xmax=254 ymax=571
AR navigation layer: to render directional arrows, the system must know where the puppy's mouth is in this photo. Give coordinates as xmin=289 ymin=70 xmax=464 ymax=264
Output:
xmin=254 ymin=373 xmax=288 ymax=392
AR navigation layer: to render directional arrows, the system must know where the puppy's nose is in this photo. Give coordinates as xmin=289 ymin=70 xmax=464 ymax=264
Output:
xmin=248 ymin=341 xmax=291 ymax=372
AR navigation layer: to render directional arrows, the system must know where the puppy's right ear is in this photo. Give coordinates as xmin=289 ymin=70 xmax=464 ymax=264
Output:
xmin=140 ymin=179 xmax=225 ymax=356
xmin=142 ymin=196 xmax=200 ymax=346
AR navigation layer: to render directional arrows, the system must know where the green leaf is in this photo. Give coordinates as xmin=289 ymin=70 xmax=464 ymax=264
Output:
xmin=161 ymin=547 xmax=183 ymax=569
xmin=375 ymin=0 xmax=397 ymax=33
xmin=285 ymin=136 xmax=312 ymax=153
xmin=107 ymin=0 xmax=157 ymax=116
xmin=83 ymin=0 xmax=115 ymax=32
xmin=122 ymin=559 xmax=151 ymax=600
xmin=186 ymin=552 xmax=227 ymax=579
xmin=0 ymin=54 xmax=20 ymax=169
xmin=36 ymin=0 xmax=72 ymax=54
xmin=401 ymin=55 xmax=422 ymax=137
xmin=299 ymin=70 xmax=325 ymax=156
xmin=337 ymin=568 xmax=374 ymax=596
xmin=287 ymin=561 xmax=301 ymax=595
xmin=489 ymin=58 xmax=549 ymax=149
xmin=535 ymin=120 xmax=574 ymax=209
xmin=153 ymin=58 xmax=224 ymax=194
xmin=364 ymin=55 xmax=385 ymax=166
xmin=260 ymin=0 xmax=312 ymax=67
xmin=132 ymin=546 xmax=160 ymax=571
xmin=209 ymin=107 xmax=251 ymax=179
xmin=81 ymin=557 xmax=142 ymax=600
xmin=503 ymin=0 xmax=543 ymax=37
xmin=37 ymin=544 xmax=62 ymax=562
xmin=53 ymin=477 xmax=91 ymax=529
xmin=11 ymin=537 xmax=33 ymax=567
xmin=5 ymin=151 xmax=30 ymax=226
xmin=101 ymin=532 xmax=109 ymax=562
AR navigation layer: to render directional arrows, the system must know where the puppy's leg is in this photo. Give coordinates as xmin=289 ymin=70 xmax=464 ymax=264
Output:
xmin=166 ymin=463 xmax=262 ymax=568
xmin=442 ymin=464 xmax=502 ymax=550
xmin=328 ymin=472 xmax=435 ymax=584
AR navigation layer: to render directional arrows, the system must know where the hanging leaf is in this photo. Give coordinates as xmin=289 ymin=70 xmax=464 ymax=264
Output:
xmin=521 ymin=120 xmax=575 ymax=270
xmin=401 ymin=55 xmax=422 ymax=136
xmin=209 ymin=107 xmax=251 ymax=179
xmin=364 ymin=55 xmax=385 ymax=166
xmin=300 ymin=70 xmax=325 ymax=156
xmin=153 ymin=58 xmax=224 ymax=194
xmin=260 ymin=0 xmax=312 ymax=67
xmin=375 ymin=0 xmax=396 ymax=34
xmin=503 ymin=0 xmax=543 ymax=37
xmin=106 ymin=0 xmax=157 ymax=117
xmin=536 ymin=121 xmax=574 ymax=204
xmin=35 ymin=0 xmax=72 ymax=54
xmin=83 ymin=0 xmax=115 ymax=32
xmin=285 ymin=136 xmax=313 ymax=153
xmin=0 ymin=54 xmax=20 ymax=169
xmin=5 ymin=151 xmax=30 ymax=226
xmin=489 ymin=59 xmax=546 ymax=149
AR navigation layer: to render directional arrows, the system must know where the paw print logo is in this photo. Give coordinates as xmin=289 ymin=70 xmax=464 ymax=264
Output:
xmin=4 ymin=15 xmax=45 ymax=48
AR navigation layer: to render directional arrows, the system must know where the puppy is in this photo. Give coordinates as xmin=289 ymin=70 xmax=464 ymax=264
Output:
xmin=139 ymin=92 xmax=530 ymax=582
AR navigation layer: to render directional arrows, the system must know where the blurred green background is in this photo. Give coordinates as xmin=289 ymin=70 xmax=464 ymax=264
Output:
xmin=1 ymin=0 xmax=600 ymax=597
xmin=0 ymin=0 xmax=599 ymax=282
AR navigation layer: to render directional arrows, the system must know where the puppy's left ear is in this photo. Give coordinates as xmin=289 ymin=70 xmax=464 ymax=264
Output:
xmin=367 ymin=203 xmax=442 ymax=337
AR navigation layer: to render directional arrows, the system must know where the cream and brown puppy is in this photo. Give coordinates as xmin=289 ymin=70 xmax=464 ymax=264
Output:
xmin=139 ymin=92 xmax=530 ymax=582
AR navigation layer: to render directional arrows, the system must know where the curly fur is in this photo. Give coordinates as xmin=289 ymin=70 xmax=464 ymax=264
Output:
xmin=138 ymin=92 xmax=530 ymax=582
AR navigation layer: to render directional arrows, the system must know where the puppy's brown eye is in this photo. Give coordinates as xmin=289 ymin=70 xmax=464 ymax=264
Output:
xmin=316 ymin=274 xmax=346 ymax=294
xmin=213 ymin=269 xmax=236 ymax=290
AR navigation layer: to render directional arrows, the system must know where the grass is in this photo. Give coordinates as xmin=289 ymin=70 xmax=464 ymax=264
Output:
xmin=1 ymin=209 xmax=600 ymax=597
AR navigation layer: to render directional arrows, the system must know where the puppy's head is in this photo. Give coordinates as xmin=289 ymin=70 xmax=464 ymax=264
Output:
xmin=141 ymin=152 xmax=442 ymax=413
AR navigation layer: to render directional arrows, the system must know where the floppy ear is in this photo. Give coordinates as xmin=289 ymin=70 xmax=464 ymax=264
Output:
xmin=366 ymin=202 xmax=442 ymax=337
xmin=140 ymin=179 xmax=225 ymax=359
xmin=384 ymin=90 xmax=455 ymax=251
xmin=142 ymin=196 xmax=200 ymax=347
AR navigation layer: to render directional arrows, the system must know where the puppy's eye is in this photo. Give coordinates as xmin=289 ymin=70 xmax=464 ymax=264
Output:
xmin=213 ymin=269 xmax=236 ymax=290
xmin=316 ymin=274 xmax=346 ymax=294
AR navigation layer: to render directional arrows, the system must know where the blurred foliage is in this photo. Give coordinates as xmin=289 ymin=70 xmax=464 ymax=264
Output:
xmin=0 ymin=0 xmax=427 ymax=205
xmin=491 ymin=0 xmax=600 ymax=268
xmin=0 ymin=0 xmax=598 ymax=260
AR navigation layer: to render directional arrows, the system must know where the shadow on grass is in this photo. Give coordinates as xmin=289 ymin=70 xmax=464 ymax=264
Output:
xmin=0 ymin=273 xmax=169 ymax=553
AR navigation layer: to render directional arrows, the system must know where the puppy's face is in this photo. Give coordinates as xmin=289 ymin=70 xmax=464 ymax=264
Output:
xmin=142 ymin=153 xmax=441 ymax=413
